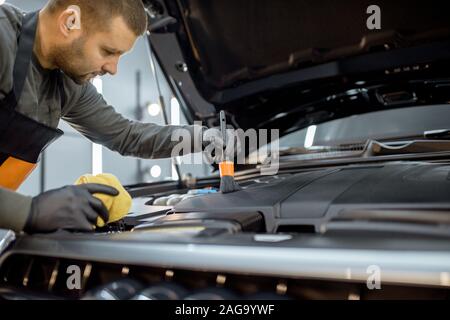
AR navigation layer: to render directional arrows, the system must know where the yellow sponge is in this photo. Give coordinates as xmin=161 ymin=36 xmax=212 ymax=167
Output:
xmin=74 ymin=173 xmax=132 ymax=227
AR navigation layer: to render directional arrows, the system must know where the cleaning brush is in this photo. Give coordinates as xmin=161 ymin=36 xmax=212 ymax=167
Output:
xmin=219 ymin=161 xmax=242 ymax=193
xmin=218 ymin=111 xmax=242 ymax=193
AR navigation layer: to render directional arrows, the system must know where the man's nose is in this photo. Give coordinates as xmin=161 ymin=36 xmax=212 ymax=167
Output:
xmin=102 ymin=58 xmax=119 ymax=76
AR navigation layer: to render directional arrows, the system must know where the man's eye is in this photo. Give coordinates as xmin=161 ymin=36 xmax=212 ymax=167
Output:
xmin=102 ymin=49 xmax=114 ymax=56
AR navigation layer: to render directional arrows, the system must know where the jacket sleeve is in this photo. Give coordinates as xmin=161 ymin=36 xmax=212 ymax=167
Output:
xmin=0 ymin=187 xmax=32 ymax=232
xmin=61 ymin=82 xmax=204 ymax=159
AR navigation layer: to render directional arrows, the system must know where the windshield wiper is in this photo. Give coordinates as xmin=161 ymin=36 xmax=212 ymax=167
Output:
xmin=362 ymin=128 xmax=450 ymax=156
xmin=424 ymin=129 xmax=450 ymax=140
xmin=266 ymin=129 xmax=450 ymax=164
xmin=364 ymin=139 xmax=450 ymax=156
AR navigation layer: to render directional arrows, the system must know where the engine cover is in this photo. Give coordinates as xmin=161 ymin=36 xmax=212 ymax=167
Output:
xmin=174 ymin=163 xmax=450 ymax=232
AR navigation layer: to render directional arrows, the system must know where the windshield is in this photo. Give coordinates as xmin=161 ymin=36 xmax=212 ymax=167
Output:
xmin=278 ymin=104 xmax=450 ymax=149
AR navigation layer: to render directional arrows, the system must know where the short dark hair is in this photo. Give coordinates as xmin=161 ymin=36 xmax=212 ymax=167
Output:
xmin=47 ymin=0 xmax=148 ymax=36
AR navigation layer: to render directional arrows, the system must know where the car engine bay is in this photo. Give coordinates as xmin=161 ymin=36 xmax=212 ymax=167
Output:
xmin=1 ymin=161 xmax=450 ymax=300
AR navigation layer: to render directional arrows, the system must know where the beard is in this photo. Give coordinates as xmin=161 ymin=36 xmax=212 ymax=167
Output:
xmin=51 ymin=37 xmax=100 ymax=85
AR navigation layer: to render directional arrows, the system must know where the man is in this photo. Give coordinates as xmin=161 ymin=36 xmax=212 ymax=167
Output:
xmin=0 ymin=0 xmax=225 ymax=234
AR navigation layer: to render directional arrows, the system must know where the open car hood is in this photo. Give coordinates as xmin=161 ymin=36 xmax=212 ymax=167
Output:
xmin=144 ymin=0 xmax=450 ymax=132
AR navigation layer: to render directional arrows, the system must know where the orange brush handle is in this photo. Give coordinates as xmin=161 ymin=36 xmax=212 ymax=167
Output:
xmin=219 ymin=161 xmax=235 ymax=177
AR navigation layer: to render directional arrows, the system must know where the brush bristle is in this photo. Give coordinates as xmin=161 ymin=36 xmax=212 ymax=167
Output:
xmin=220 ymin=175 xmax=242 ymax=193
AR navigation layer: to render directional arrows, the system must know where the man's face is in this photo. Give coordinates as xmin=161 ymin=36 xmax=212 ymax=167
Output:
xmin=53 ymin=16 xmax=138 ymax=85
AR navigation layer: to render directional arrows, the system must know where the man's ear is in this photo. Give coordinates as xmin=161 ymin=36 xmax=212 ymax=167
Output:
xmin=59 ymin=5 xmax=81 ymax=36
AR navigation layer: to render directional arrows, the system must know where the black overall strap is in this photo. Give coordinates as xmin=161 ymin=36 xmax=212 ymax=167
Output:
xmin=10 ymin=11 xmax=40 ymax=110
xmin=0 ymin=10 xmax=63 ymax=165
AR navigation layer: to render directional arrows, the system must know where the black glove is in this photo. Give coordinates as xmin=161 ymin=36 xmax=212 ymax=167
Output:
xmin=24 ymin=184 xmax=119 ymax=234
